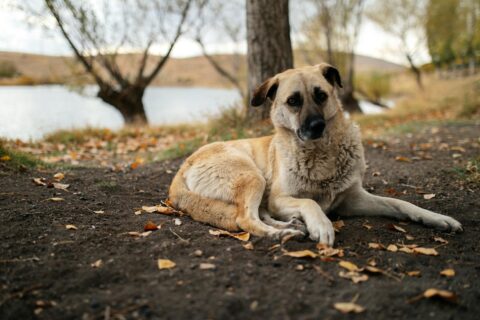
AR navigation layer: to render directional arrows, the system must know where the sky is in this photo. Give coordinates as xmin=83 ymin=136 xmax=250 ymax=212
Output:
xmin=0 ymin=1 xmax=430 ymax=66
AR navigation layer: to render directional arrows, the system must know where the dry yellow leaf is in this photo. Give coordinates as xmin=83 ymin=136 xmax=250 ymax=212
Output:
xmin=48 ymin=197 xmax=64 ymax=202
xmin=128 ymin=231 xmax=152 ymax=237
xmin=423 ymin=193 xmax=436 ymax=200
xmin=53 ymin=172 xmax=65 ymax=181
xmin=339 ymin=260 xmax=360 ymax=272
xmin=387 ymin=244 xmax=398 ymax=252
xmin=362 ymin=223 xmax=373 ymax=230
xmin=364 ymin=266 xmax=383 ymax=274
xmin=243 ymin=242 xmax=254 ymax=250
xmin=368 ymin=242 xmax=385 ymax=250
xmin=433 ymin=236 xmax=448 ymax=244
xmin=399 ymin=247 xmax=414 ymax=254
xmin=65 ymin=224 xmax=77 ymax=230
xmin=339 ymin=271 xmax=369 ymax=283
xmin=395 ymin=156 xmax=412 ymax=162
xmin=208 ymin=229 xmax=250 ymax=241
xmin=413 ymin=247 xmax=439 ymax=256
xmin=405 ymin=234 xmax=415 ymax=240
xmin=53 ymin=183 xmax=69 ymax=190
xmin=94 ymin=210 xmax=104 ymax=214
xmin=333 ymin=302 xmax=365 ymax=314
xmin=199 ymin=263 xmax=216 ymax=270
xmin=423 ymin=288 xmax=457 ymax=302
xmin=134 ymin=210 xmax=142 ymax=215
xmin=158 ymin=259 xmax=176 ymax=269
xmin=91 ymin=259 xmax=102 ymax=268
xmin=0 ymin=155 xmax=11 ymax=161
xmin=142 ymin=205 xmax=161 ymax=213
xmin=440 ymin=269 xmax=455 ymax=277
xmin=283 ymin=250 xmax=318 ymax=258
xmin=32 ymin=178 xmax=46 ymax=186
xmin=407 ymin=270 xmax=421 ymax=277
xmin=389 ymin=224 xmax=407 ymax=233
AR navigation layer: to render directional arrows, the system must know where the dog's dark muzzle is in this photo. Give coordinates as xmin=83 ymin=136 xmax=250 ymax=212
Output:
xmin=298 ymin=116 xmax=326 ymax=141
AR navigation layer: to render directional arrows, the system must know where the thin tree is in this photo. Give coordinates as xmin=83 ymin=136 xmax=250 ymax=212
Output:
xmin=367 ymin=0 xmax=426 ymax=89
xmin=43 ymin=0 xmax=193 ymax=124
xmin=300 ymin=0 xmax=365 ymax=113
xmin=246 ymin=0 xmax=293 ymax=121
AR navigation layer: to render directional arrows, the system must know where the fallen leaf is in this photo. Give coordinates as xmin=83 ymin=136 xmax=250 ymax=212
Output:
xmin=208 ymin=229 xmax=250 ymax=241
xmin=317 ymin=244 xmax=344 ymax=257
xmin=173 ymin=218 xmax=182 ymax=226
xmin=142 ymin=205 xmax=161 ymax=213
xmin=440 ymin=269 xmax=455 ymax=277
xmin=134 ymin=210 xmax=142 ymax=215
xmin=413 ymin=247 xmax=439 ymax=256
xmin=52 ymin=183 xmax=69 ymax=191
xmin=32 ymin=178 xmax=46 ymax=186
xmin=199 ymin=263 xmax=216 ymax=270
xmin=368 ymin=242 xmax=385 ymax=250
xmin=158 ymin=259 xmax=176 ymax=269
xmin=395 ymin=156 xmax=412 ymax=162
xmin=281 ymin=233 xmax=297 ymax=244
xmin=423 ymin=193 xmax=436 ymax=200
xmin=364 ymin=266 xmax=383 ymax=274
xmin=243 ymin=242 xmax=254 ymax=250
xmin=399 ymin=247 xmax=414 ymax=254
xmin=423 ymin=288 xmax=457 ymax=303
xmin=48 ymin=197 xmax=64 ymax=202
xmin=65 ymin=224 xmax=77 ymax=230
xmin=338 ymin=271 xmax=369 ymax=283
xmin=333 ymin=302 xmax=365 ymax=314
xmin=433 ymin=236 xmax=448 ymax=244
xmin=91 ymin=259 xmax=102 ymax=268
xmin=53 ymin=172 xmax=65 ymax=181
xmin=388 ymin=224 xmax=407 ymax=233
xmin=283 ymin=250 xmax=318 ymax=258
xmin=295 ymin=264 xmax=304 ymax=271
xmin=194 ymin=249 xmax=203 ymax=256
xmin=362 ymin=223 xmax=373 ymax=230
xmin=387 ymin=244 xmax=398 ymax=252
xmin=333 ymin=220 xmax=345 ymax=232
xmin=94 ymin=210 xmax=104 ymax=214
xmin=128 ymin=231 xmax=152 ymax=237
xmin=407 ymin=270 xmax=421 ymax=277
xmin=405 ymin=234 xmax=415 ymax=240
xmin=144 ymin=221 xmax=159 ymax=231
xmin=157 ymin=206 xmax=176 ymax=215
xmin=0 ymin=155 xmax=11 ymax=161
xmin=130 ymin=158 xmax=144 ymax=170
xmin=339 ymin=260 xmax=360 ymax=272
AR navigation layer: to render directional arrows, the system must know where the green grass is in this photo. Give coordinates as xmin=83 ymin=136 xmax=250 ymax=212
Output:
xmin=0 ymin=141 xmax=44 ymax=170
xmin=453 ymin=157 xmax=480 ymax=185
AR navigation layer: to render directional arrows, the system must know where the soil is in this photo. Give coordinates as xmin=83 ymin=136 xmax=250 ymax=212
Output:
xmin=1 ymin=122 xmax=479 ymax=320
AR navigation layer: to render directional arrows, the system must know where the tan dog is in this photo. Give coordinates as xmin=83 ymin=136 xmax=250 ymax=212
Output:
xmin=169 ymin=64 xmax=462 ymax=245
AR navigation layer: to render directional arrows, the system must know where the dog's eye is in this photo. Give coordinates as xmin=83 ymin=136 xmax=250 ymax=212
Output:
xmin=287 ymin=96 xmax=301 ymax=107
xmin=314 ymin=89 xmax=328 ymax=103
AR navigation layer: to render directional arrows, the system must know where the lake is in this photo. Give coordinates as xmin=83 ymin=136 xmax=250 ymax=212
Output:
xmin=0 ymin=85 xmax=386 ymax=141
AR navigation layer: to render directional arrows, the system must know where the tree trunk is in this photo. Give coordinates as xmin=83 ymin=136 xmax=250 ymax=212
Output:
xmin=98 ymin=86 xmax=147 ymax=124
xmin=342 ymin=50 xmax=362 ymax=113
xmin=406 ymin=54 xmax=423 ymax=89
xmin=246 ymin=0 xmax=293 ymax=122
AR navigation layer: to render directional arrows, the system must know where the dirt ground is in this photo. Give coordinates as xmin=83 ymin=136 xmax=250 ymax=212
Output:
xmin=1 ymin=122 xmax=479 ymax=320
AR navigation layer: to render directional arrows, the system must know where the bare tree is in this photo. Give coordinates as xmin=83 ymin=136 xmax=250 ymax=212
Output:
xmin=300 ymin=0 xmax=365 ymax=113
xmin=246 ymin=0 xmax=293 ymax=121
xmin=367 ymin=0 xmax=426 ymax=89
xmin=42 ymin=0 xmax=193 ymax=124
xmin=194 ymin=0 xmax=247 ymax=105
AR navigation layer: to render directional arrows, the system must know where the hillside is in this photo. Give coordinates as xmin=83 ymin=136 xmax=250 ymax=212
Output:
xmin=0 ymin=51 xmax=405 ymax=88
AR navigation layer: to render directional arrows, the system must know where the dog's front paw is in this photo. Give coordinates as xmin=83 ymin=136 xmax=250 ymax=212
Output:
xmin=426 ymin=214 xmax=463 ymax=233
xmin=306 ymin=218 xmax=335 ymax=246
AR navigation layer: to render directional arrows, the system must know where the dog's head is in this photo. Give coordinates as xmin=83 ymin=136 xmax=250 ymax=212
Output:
xmin=251 ymin=63 xmax=343 ymax=141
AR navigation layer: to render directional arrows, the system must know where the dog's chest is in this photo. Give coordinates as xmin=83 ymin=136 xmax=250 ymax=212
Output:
xmin=282 ymin=142 xmax=362 ymax=204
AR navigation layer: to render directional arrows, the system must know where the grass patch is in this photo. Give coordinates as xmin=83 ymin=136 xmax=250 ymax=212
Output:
xmin=0 ymin=140 xmax=44 ymax=170
xmin=453 ymin=158 xmax=480 ymax=185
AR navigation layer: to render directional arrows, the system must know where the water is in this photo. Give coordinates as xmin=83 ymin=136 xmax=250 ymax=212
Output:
xmin=0 ymin=85 xmax=241 ymax=141
xmin=0 ymin=85 xmax=389 ymax=141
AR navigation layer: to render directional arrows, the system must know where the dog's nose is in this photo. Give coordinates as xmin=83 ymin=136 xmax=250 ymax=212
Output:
xmin=299 ymin=116 xmax=325 ymax=140
xmin=308 ymin=117 xmax=325 ymax=134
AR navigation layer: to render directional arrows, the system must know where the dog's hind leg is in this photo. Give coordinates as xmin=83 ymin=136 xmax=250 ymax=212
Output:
xmin=335 ymin=184 xmax=463 ymax=232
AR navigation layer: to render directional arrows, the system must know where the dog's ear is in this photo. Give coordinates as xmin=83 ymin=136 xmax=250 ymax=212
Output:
xmin=320 ymin=64 xmax=343 ymax=88
xmin=250 ymin=77 xmax=279 ymax=107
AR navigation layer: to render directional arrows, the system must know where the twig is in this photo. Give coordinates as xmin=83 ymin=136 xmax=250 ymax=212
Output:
xmin=0 ymin=256 xmax=40 ymax=263
xmin=313 ymin=265 xmax=335 ymax=283
xmin=169 ymin=228 xmax=189 ymax=244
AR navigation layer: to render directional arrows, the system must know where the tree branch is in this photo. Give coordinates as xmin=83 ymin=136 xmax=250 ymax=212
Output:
xmin=143 ymin=0 xmax=193 ymax=86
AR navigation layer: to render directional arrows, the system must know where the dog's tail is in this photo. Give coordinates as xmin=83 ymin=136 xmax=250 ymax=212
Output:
xmin=168 ymin=167 xmax=239 ymax=231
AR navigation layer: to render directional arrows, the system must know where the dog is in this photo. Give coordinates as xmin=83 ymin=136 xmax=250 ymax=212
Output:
xmin=168 ymin=63 xmax=462 ymax=245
